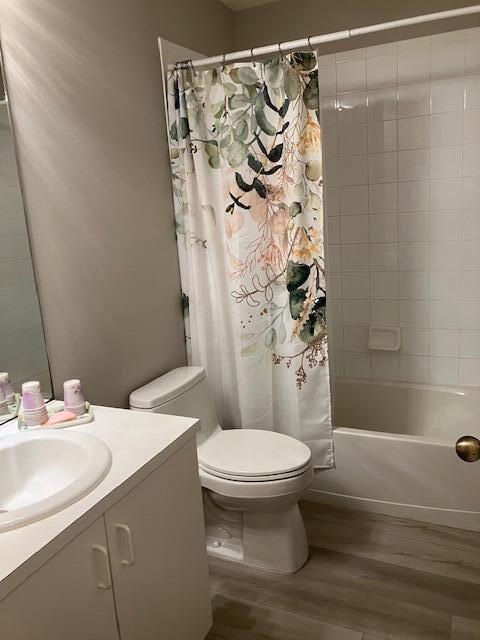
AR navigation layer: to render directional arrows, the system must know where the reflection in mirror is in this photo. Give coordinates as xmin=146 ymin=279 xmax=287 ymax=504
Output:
xmin=0 ymin=49 xmax=52 ymax=424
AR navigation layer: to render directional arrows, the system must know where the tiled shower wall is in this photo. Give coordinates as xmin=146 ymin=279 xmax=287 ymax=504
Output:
xmin=320 ymin=27 xmax=480 ymax=387
xmin=0 ymin=103 xmax=50 ymax=392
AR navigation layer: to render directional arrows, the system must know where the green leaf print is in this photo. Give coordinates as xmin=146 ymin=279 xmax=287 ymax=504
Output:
xmin=205 ymin=141 xmax=220 ymax=169
xmin=268 ymin=143 xmax=283 ymax=163
xmin=253 ymin=178 xmax=267 ymax=198
xmin=286 ymin=262 xmax=311 ymax=292
xmin=255 ymin=104 xmax=278 ymax=136
xmin=289 ymin=289 xmax=307 ymax=320
xmin=235 ymin=173 xmax=254 ymax=192
xmin=237 ymin=66 xmax=258 ymax=85
xmin=284 ymin=68 xmax=301 ymax=100
xmin=302 ymin=77 xmax=319 ymax=110
xmin=247 ymin=154 xmax=263 ymax=173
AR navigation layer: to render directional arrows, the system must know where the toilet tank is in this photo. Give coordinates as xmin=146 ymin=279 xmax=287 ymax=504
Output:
xmin=129 ymin=366 xmax=220 ymax=444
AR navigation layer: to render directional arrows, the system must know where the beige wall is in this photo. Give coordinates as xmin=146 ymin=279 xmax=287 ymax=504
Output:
xmin=0 ymin=0 xmax=233 ymax=406
xmin=4 ymin=0 xmax=476 ymax=409
xmin=234 ymin=0 xmax=480 ymax=52
xmin=153 ymin=0 xmax=233 ymax=55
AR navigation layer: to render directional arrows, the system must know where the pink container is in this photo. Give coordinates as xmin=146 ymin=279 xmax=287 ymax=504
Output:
xmin=22 ymin=381 xmax=48 ymax=426
xmin=22 ymin=381 xmax=45 ymax=410
xmin=0 ymin=386 xmax=9 ymax=416
xmin=63 ymin=379 xmax=86 ymax=416
xmin=0 ymin=372 xmax=14 ymax=404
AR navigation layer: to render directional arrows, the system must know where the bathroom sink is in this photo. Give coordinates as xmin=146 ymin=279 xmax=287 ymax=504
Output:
xmin=0 ymin=430 xmax=112 ymax=531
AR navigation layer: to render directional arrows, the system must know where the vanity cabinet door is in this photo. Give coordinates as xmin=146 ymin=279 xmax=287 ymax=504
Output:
xmin=0 ymin=517 xmax=119 ymax=640
xmin=104 ymin=438 xmax=212 ymax=640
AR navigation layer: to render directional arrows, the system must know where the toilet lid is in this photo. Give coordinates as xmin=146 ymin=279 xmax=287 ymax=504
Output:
xmin=198 ymin=429 xmax=312 ymax=481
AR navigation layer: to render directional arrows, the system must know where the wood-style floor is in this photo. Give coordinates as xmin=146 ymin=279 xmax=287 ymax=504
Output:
xmin=206 ymin=501 xmax=480 ymax=640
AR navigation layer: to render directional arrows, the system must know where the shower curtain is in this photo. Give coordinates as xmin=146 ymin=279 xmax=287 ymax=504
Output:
xmin=167 ymin=52 xmax=333 ymax=468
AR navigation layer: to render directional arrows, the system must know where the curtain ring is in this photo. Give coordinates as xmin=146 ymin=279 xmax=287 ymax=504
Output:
xmin=278 ymin=42 xmax=284 ymax=57
xmin=250 ymin=48 xmax=256 ymax=67
xmin=222 ymin=52 xmax=227 ymax=71
xmin=307 ymin=36 xmax=315 ymax=52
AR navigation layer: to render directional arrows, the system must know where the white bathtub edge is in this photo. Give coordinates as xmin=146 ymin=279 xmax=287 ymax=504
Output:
xmin=305 ymin=488 xmax=480 ymax=531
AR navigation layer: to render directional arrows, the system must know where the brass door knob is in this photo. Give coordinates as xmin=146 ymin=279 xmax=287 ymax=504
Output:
xmin=456 ymin=436 xmax=480 ymax=462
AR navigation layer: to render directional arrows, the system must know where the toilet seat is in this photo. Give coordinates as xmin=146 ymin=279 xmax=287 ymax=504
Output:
xmin=198 ymin=429 xmax=312 ymax=482
xmin=199 ymin=462 xmax=312 ymax=482
xmin=199 ymin=465 xmax=314 ymax=500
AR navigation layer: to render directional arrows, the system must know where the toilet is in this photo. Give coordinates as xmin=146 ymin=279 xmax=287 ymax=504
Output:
xmin=129 ymin=366 xmax=313 ymax=574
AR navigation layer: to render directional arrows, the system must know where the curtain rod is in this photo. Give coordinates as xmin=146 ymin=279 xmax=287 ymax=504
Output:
xmin=167 ymin=4 xmax=480 ymax=71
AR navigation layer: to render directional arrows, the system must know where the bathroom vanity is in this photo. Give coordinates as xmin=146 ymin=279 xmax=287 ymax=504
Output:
xmin=0 ymin=407 xmax=212 ymax=640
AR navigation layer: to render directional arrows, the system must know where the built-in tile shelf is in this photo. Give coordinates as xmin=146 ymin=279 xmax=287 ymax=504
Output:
xmin=321 ymin=27 xmax=480 ymax=387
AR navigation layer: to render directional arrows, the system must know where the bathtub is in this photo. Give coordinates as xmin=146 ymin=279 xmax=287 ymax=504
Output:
xmin=307 ymin=378 xmax=480 ymax=531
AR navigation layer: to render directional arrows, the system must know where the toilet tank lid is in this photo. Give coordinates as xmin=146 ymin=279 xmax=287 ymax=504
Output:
xmin=129 ymin=366 xmax=205 ymax=409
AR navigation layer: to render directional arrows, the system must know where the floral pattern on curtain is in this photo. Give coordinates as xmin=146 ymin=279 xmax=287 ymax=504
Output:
xmin=167 ymin=52 xmax=333 ymax=467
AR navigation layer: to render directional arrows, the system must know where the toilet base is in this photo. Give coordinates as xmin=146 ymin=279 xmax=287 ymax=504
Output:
xmin=203 ymin=491 xmax=309 ymax=574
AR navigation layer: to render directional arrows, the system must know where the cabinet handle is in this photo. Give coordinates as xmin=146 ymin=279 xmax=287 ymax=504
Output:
xmin=115 ymin=523 xmax=136 ymax=566
xmin=92 ymin=544 xmax=112 ymax=590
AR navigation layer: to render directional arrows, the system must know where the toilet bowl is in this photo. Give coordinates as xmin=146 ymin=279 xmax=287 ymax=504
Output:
xmin=129 ymin=366 xmax=313 ymax=574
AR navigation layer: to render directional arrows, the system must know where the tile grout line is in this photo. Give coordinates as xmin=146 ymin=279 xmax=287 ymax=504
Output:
xmin=458 ymin=33 xmax=468 ymax=387
xmin=333 ymin=55 xmax=346 ymax=378
xmin=395 ymin=40 xmax=400 ymax=381
xmin=426 ymin=36 xmax=432 ymax=385
xmin=365 ymin=47 xmax=373 ymax=380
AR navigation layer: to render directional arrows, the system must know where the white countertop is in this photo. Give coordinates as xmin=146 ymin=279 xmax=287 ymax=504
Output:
xmin=0 ymin=406 xmax=199 ymax=600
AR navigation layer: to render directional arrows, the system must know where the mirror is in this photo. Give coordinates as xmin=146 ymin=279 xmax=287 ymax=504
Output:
xmin=0 ymin=50 xmax=52 ymax=424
